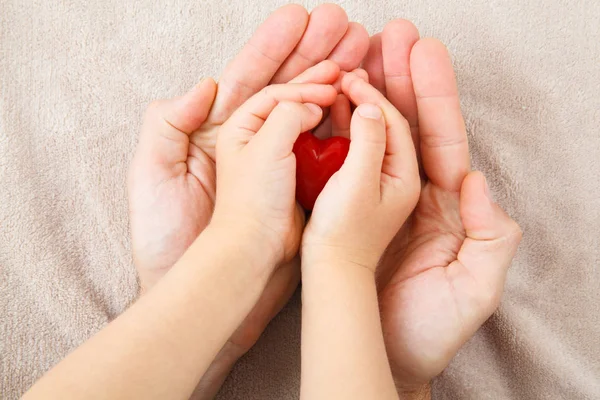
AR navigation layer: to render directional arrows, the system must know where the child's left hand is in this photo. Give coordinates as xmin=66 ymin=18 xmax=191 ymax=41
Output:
xmin=212 ymin=82 xmax=338 ymax=266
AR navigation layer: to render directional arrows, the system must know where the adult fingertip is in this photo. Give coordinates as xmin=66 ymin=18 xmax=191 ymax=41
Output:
xmin=383 ymin=19 xmax=420 ymax=43
xmin=276 ymin=3 xmax=309 ymax=26
xmin=311 ymin=3 xmax=348 ymax=25
xmin=410 ymin=38 xmax=451 ymax=69
xmin=327 ymin=22 xmax=370 ymax=71
xmin=189 ymin=77 xmax=217 ymax=97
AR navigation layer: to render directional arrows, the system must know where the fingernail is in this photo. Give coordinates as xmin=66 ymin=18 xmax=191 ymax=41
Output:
xmin=483 ymin=175 xmax=492 ymax=200
xmin=305 ymin=103 xmax=322 ymax=115
xmin=357 ymin=103 xmax=382 ymax=120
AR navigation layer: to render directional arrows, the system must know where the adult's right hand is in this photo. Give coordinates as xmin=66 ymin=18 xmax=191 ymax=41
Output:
xmin=127 ymin=4 xmax=369 ymax=398
xmin=363 ymin=21 xmax=522 ymax=398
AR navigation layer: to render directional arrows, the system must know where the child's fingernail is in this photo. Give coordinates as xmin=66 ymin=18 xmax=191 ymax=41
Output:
xmin=357 ymin=103 xmax=382 ymax=120
xmin=305 ymin=103 xmax=322 ymax=115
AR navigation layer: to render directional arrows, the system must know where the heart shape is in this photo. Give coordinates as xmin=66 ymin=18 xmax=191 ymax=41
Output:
xmin=293 ymin=131 xmax=350 ymax=210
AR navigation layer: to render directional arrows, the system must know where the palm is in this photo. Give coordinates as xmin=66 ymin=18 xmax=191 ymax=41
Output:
xmin=378 ymin=182 xmax=477 ymax=385
xmin=129 ymin=137 xmax=217 ymax=291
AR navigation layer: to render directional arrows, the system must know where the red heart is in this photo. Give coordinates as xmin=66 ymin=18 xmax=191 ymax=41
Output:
xmin=293 ymin=131 xmax=350 ymax=210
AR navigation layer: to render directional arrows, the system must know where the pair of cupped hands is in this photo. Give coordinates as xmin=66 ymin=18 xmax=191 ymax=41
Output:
xmin=128 ymin=4 xmax=522 ymax=398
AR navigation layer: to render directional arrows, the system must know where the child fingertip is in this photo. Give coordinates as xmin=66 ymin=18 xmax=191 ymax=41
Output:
xmin=305 ymin=103 xmax=322 ymax=115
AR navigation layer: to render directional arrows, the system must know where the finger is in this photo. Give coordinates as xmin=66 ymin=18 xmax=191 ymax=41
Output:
xmin=382 ymin=19 xmax=420 ymax=143
xmin=289 ymin=60 xmax=341 ymax=85
xmin=327 ymin=22 xmax=370 ymax=71
xmin=211 ymin=5 xmax=309 ymax=123
xmin=252 ymin=102 xmax=324 ymax=157
xmin=138 ymin=78 xmax=217 ymax=166
xmin=361 ymin=34 xmax=386 ymax=95
xmin=271 ymin=4 xmax=349 ymax=83
xmin=455 ymin=171 xmax=522 ymax=311
xmin=411 ymin=38 xmax=470 ymax=191
xmin=342 ymin=73 xmax=419 ymax=186
xmin=332 ymin=68 xmax=369 ymax=92
xmin=220 ymin=84 xmax=337 ymax=150
xmin=313 ymin=116 xmax=332 ymax=140
xmin=340 ymin=103 xmax=386 ymax=190
xmin=351 ymin=68 xmax=369 ymax=83
xmin=331 ymin=94 xmax=352 ymax=138
xmin=289 ymin=60 xmax=341 ymax=141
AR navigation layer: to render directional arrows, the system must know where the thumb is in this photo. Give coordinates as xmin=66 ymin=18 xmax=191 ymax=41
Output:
xmin=137 ymin=78 xmax=217 ymax=166
xmin=457 ymin=171 xmax=523 ymax=306
xmin=339 ymin=103 xmax=386 ymax=193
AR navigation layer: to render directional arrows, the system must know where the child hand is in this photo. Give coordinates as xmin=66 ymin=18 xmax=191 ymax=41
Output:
xmin=212 ymin=82 xmax=338 ymax=266
xmin=302 ymin=72 xmax=421 ymax=271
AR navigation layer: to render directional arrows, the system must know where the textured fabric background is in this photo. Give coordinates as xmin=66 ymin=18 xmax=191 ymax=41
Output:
xmin=1 ymin=0 xmax=599 ymax=399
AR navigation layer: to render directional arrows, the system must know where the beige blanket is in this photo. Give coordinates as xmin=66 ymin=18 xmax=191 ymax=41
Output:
xmin=1 ymin=0 xmax=599 ymax=398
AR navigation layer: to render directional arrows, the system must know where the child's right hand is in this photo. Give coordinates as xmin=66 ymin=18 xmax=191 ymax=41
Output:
xmin=302 ymin=73 xmax=421 ymax=271
xmin=212 ymin=80 xmax=338 ymax=268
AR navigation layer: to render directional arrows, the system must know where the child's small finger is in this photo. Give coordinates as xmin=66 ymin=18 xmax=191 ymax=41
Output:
xmin=352 ymin=68 xmax=369 ymax=83
xmin=252 ymin=101 xmax=323 ymax=157
xmin=288 ymin=60 xmax=341 ymax=85
xmin=332 ymin=69 xmax=368 ymax=92
xmin=331 ymin=94 xmax=351 ymax=139
xmin=340 ymin=103 xmax=386 ymax=192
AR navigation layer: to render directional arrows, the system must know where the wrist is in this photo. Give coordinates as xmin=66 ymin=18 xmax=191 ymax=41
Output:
xmin=188 ymin=223 xmax=278 ymax=283
xmin=301 ymin=242 xmax=380 ymax=274
xmin=209 ymin=213 xmax=287 ymax=266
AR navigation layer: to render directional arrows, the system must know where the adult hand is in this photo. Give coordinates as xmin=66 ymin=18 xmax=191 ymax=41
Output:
xmin=362 ymin=21 xmax=522 ymax=397
xmin=128 ymin=4 xmax=369 ymax=398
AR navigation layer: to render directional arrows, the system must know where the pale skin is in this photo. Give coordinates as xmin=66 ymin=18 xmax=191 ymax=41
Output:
xmin=24 ymin=70 xmax=350 ymax=398
xmin=300 ymin=73 xmax=421 ymax=399
xmin=127 ymin=5 xmax=370 ymax=396
xmin=23 ymin=64 xmax=410 ymax=398
xmin=22 ymin=226 xmax=277 ymax=400
xmin=23 ymin=5 xmax=523 ymax=400
xmin=134 ymin=8 xmax=522 ymax=400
